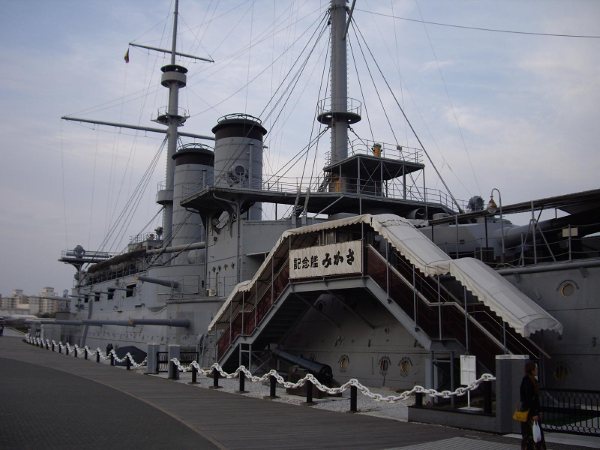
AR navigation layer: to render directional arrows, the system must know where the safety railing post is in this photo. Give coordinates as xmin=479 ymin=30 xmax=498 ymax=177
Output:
xmin=168 ymin=360 xmax=179 ymax=380
xmin=305 ymin=380 xmax=314 ymax=405
xmin=84 ymin=348 xmax=88 ymax=360
xmin=110 ymin=353 xmax=115 ymax=366
xmin=51 ymin=342 xmax=55 ymax=352
xmin=268 ymin=374 xmax=278 ymax=399
xmin=65 ymin=346 xmax=69 ymax=356
xmin=190 ymin=365 xmax=198 ymax=384
xmin=238 ymin=370 xmax=247 ymax=393
xmin=210 ymin=367 xmax=221 ymax=389
xmin=96 ymin=350 xmax=100 ymax=363
xmin=350 ymin=385 xmax=357 ymax=412
xmin=126 ymin=356 xmax=131 ymax=371
xmin=415 ymin=392 xmax=423 ymax=407
xmin=74 ymin=347 xmax=78 ymax=358
xmin=483 ymin=380 xmax=492 ymax=414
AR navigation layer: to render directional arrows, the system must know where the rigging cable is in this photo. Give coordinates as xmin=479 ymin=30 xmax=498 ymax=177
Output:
xmin=87 ymin=130 xmax=99 ymax=249
xmin=192 ymin=5 xmax=325 ymax=117
xmin=155 ymin=215 xmax=209 ymax=267
xmin=414 ymin=0 xmax=482 ymax=195
xmin=356 ymin=9 xmax=600 ymax=39
xmin=96 ymin=137 xmax=167 ymax=253
xmin=262 ymin=21 xmax=328 ymax=140
xmin=264 ymin=128 xmax=329 ymax=184
xmin=390 ymin=0 xmax=409 ymax=148
xmin=306 ymin=32 xmax=332 ymax=191
xmin=245 ymin=0 xmax=256 ymax=114
xmin=146 ymin=210 xmax=196 ymax=267
xmin=109 ymin=139 xmax=166 ymax=252
xmin=106 ymin=15 xmax=171 ymax=233
xmin=348 ymin=36 xmax=375 ymax=143
xmin=352 ymin=20 xmax=464 ymax=213
xmin=209 ymin=11 xmax=328 ymax=190
xmin=350 ymin=22 xmax=400 ymax=145
xmin=259 ymin=12 xmax=329 ymax=123
xmin=59 ymin=120 xmax=69 ymax=250
xmin=349 ymin=17 xmax=427 ymax=199
xmin=181 ymin=0 xmax=218 ymax=61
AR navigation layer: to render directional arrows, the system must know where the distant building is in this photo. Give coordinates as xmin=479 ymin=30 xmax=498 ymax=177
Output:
xmin=0 ymin=288 xmax=68 ymax=316
xmin=0 ymin=289 xmax=30 ymax=314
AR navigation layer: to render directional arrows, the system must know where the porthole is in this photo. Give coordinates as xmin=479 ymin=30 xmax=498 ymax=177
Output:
xmin=339 ymin=354 xmax=350 ymax=372
xmin=558 ymin=280 xmax=578 ymax=297
xmin=553 ymin=362 xmax=569 ymax=381
xmin=379 ymin=356 xmax=391 ymax=375
xmin=398 ymin=357 xmax=413 ymax=377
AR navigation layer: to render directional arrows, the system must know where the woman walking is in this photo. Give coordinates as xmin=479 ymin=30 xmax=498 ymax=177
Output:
xmin=520 ymin=361 xmax=546 ymax=450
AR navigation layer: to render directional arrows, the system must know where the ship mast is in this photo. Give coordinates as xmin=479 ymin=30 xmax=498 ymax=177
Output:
xmin=160 ymin=0 xmax=185 ymax=243
xmin=318 ymin=0 xmax=361 ymax=189
xmin=330 ymin=0 xmax=349 ymax=163
xmin=61 ymin=0 xmax=214 ymax=248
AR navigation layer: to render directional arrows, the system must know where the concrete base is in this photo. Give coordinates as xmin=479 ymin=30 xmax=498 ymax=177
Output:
xmin=408 ymin=355 xmax=530 ymax=435
xmin=409 ymin=407 xmax=497 ymax=433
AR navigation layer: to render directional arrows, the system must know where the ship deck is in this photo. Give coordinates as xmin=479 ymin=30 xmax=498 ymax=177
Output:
xmin=182 ymin=186 xmax=455 ymax=218
xmin=1 ymin=336 xmax=596 ymax=450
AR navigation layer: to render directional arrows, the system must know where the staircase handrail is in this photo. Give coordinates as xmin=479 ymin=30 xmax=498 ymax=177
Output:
xmin=216 ymin=256 xmax=291 ymax=357
xmin=368 ymin=242 xmax=547 ymax=357
xmin=366 ymin=244 xmax=512 ymax=356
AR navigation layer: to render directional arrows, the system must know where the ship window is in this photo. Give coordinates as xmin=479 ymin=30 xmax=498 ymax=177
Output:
xmin=126 ymin=284 xmax=136 ymax=297
xmin=107 ymin=288 xmax=115 ymax=300
xmin=558 ymin=280 xmax=578 ymax=297
xmin=84 ymin=295 xmax=89 ymax=303
xmin=94 ymin=292 xmax=100 ymax=302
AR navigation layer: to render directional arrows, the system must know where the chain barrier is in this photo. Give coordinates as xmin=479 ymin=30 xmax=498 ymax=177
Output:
xmin=24 ymin=334 xmax=147 ymax=368
xmin=24 ymin=335 xmax=493 ymax=402
xmin=170 ymin=360 xmax=496 ymax=403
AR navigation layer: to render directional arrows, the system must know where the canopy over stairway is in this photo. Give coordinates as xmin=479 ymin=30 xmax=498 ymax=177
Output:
xmin=208 ymin=214 xmax=562 ymax=372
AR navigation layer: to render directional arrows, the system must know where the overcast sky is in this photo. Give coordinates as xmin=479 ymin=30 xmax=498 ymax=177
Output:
xmin=1 ymin=0 xmax=599 ymax=297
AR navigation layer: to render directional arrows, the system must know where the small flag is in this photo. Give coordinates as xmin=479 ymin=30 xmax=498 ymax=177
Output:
xmin=124 ymin=48 xmax=130 ymax=63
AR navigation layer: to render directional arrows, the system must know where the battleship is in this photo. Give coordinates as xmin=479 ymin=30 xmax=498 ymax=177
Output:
xmin=35 ymin=0 xmax=600 ymax=394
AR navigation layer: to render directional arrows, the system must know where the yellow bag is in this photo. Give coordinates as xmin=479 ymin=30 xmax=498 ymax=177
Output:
xmin=513 ymin=409 xmax=529 ymax=422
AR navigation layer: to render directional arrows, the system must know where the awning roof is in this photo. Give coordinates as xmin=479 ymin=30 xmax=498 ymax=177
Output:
xmin=369 ymin=215 xmax=450 ymax=276
xmin=209 ymin=214 xmax=562 ymax=337
xmin=433 ymin=258 xmax=563 ymax=337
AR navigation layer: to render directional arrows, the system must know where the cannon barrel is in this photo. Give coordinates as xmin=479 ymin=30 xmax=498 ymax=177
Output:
xmin=271 ymin=348 xmax=333 ymax=384
xmin=137 ymin=275 xmax=179 ymax=289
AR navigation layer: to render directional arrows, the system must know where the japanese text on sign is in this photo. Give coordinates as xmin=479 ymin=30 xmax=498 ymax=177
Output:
xmin=289 ymin=241 xmax=362 ymax=279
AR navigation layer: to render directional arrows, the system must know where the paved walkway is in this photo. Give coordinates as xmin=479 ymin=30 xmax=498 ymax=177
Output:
xmin=0 ymin=337 xmax=595 ymax=450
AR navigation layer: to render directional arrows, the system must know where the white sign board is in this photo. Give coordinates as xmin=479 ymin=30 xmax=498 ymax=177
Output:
xmin=289 ymin=241 xmax=362 ymax=279
xmin=460 ymin=355 xmax=477 ymax=386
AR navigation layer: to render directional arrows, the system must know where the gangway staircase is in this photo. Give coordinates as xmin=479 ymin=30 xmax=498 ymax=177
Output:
xmin=208 ymin=214 xmax=562 ymax=373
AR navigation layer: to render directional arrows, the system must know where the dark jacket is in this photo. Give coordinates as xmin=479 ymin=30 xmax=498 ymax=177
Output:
xmin=520 ymin=375 xmax=540 ymax=418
